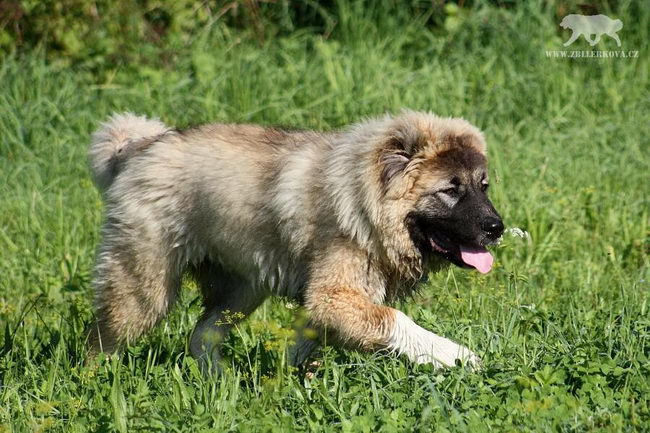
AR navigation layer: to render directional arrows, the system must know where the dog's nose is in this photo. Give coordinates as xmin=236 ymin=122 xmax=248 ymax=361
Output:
xmin=482 ymin=217 xmax=504 ymax=238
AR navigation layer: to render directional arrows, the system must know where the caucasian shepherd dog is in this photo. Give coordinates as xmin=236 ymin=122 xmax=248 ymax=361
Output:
xmin=87 ymin=111 xmax=504 ymax=370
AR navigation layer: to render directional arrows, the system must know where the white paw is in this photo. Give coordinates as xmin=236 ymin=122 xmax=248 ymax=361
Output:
xmin=413 ymin=342 xmax=481 ymax=369
xmin=388 ymin=311 xmax=481 ymax=369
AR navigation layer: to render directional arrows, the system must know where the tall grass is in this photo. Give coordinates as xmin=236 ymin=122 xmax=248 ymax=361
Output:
xmin=0 ymin=1 xmax=648 ymax=431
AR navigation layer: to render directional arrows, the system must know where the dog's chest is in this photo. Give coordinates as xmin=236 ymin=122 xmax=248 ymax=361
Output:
xmin=251 ymin=248 xmax=307 ymax=298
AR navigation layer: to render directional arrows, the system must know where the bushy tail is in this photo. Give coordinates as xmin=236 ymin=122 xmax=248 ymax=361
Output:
xmin=89 ymin=112 xmax=169 ymax=193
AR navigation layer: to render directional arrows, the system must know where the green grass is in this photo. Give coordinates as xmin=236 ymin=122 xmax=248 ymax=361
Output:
xmin=1 ymin=2 xmax=649 ymax=432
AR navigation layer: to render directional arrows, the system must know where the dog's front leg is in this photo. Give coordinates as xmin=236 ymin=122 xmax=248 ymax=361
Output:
xmin=388 ymin=310 xmax=481 ymax=367
xmin=305 ymin=285 xmax=480 ymax=368
xmin=588 ymin=33 xmax=601 ymax=46
xmin=563 ymin=31 xmax=581 ymax=46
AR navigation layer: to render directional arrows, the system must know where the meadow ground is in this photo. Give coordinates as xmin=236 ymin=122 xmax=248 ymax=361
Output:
xmin=0 ymin=2 xmax=648 ymax=432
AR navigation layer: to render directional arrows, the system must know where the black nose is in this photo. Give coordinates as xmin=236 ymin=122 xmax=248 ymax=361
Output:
xmin=482 ymin=217 xmax=504 ymax=238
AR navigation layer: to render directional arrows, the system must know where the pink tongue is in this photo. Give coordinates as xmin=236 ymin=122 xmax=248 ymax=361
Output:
xmin=459 ymin=246 xmax=494 ymax=274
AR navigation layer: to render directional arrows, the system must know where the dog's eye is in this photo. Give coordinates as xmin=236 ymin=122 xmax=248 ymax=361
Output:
xmin=481 ymin=183 xmax=489 ymax=192
xmin=439 ymin=187 xmax=458 ymax=196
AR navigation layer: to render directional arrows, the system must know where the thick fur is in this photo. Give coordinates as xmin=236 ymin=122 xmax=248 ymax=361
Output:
xmin=88 ymin=111 xmax=493 ymax=369
xmin=89 ymin=113 xmax=170 ymax=191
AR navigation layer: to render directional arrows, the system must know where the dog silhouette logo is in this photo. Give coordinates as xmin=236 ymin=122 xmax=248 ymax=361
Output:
xmin=560 ymin=14 xmax=623 ymax=47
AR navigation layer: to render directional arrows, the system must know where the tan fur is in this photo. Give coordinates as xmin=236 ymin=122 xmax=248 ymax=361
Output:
xmin=87 ymin=110 xmax=488 ymax=369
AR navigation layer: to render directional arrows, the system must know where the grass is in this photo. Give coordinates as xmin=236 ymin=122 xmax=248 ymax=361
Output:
xmin=1 ymin=1 xmax=649 ymax=432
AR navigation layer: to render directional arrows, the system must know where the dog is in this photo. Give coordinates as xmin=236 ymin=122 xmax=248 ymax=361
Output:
xmin=87 ymin=111 xmax=504 ymax=370
xmin=560 ymin=14 xmax=623 ymax=47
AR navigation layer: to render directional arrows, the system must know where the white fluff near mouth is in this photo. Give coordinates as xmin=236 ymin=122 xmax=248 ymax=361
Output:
xmin=507 ymin=227 xmax=530 ymax=239
xmin=494 ymin=227 xmax=531 ymax=245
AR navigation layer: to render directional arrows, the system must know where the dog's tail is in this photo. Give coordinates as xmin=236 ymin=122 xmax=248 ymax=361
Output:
xmin=89 ymin=112 xmax=169 ymax=193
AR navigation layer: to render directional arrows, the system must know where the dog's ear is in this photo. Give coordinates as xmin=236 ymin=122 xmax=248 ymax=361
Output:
xmin=379 ymin=123 xmax=427 ymax=187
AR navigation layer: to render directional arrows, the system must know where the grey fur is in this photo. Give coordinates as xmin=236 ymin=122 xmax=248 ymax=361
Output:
xmin=87 ymin=111 xmax=491 ymax=370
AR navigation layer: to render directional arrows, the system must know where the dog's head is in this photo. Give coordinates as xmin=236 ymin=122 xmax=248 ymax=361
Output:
xmin=378 ymin=112 xmax=503 ymax=274
xmin=560 ymin=14 xmax=580 ymax=30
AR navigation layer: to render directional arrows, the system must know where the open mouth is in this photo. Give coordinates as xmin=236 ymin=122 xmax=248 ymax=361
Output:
xmin=427 ymin=230 xmax=494 ymax=274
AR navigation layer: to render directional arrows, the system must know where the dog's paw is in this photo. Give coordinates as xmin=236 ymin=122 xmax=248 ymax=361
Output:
xmin=460 ymin=348 xmax=483 ymax=371
xmin=413 ymin=343 xmax=481 ymax=370
xmin=388 ymin=311 xmax=482 ymax=370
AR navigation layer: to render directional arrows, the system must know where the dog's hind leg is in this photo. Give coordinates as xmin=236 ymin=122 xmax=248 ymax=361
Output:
xmin=88 ymin=224 xmax=182 ymax=356
xmin=189 ymin=261 xmax=268 ymax=372
xmin=608 ymin=32 xmax=621 ymax=47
